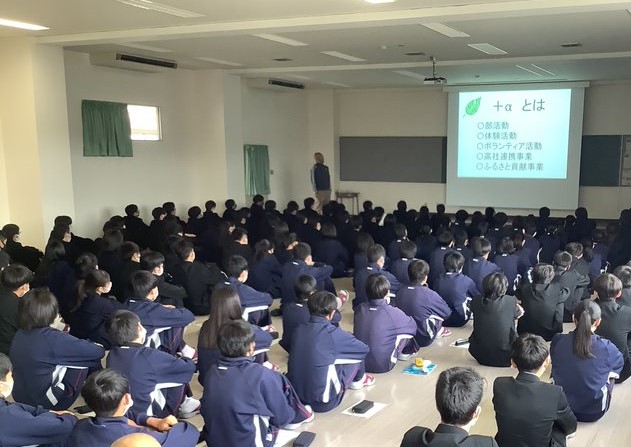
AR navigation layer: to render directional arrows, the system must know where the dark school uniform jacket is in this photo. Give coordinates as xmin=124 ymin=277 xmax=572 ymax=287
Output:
xmin=287 ymin=316 xmax=368 ymax=410
xmin=551 ymin=332 xmax=623 ymax=420
xmin=391 ymin=258 xmax=414 ymax=286
xmin=313 ymin=237 xmax=349 ymax=277
xmin=554 ymin=267 xmax=590 ymax=320
xmin=70 ymin=292 xmax=123 ymax=349
xmin=280 ymin=301 xmax=341 ymax=353
xmin=387 ymin=239 xmax=406 ymax=261
xmin=523 ymin=236 xmax=540 ymax=266
xmin=106 ymin=344 xmax=196 ymax=424
xmin=281 ymin=260 xmax=333 ymax=306
xmin=247 ymin=253 xmax=282 ymax=296
xmin=493 ymin=254 xmax=520 ymax=293
xmin=10 ymin=327 xmax=105 ymax=409
xmin=466 ymin=257 xmax=501 ymax=292
xmin=401 ymin=424 xmax=498 ymax=447
xmin=353 ymin=263 xmax=401 ymax=309
xmin=517 ymin=282 xmax=569 ymax=341
xmin=620 ymin=286 xmax=631 ymax=307
xmin=469 ymin=295 xmax=520 ymax=367
xmin=0 ymin=288 xmax=19 ymax=355
xmin=493 ymin=372 xmax=577 ymax=447
xmin=595 ymin=299 xmax=631 ymax=380
xmin=155 ymin=274 xmax=187 ymax=306
xmin=396 ymin=284 xmax=452 ymax=347
xmin=224 ymin=277 xmax=273 ymax=322
xmin=353 ymin=299 xmax=417 ymax=373
xmin=201 ymin=356 xmax=303 ymax=447
xmin=428 ymin=246 xmax=456 ymax=286
xmin=434 ymin=272 xmax=479 ymax=327
xmin=0 ymin=398 xmax=77 ymax=447
xmin=67 ymin=416 xmax=199 ymax=447
xmin=124 ymin=298 xmax=195 ymax=346
xmin=180 ymin=260 xmax=226 ymax=315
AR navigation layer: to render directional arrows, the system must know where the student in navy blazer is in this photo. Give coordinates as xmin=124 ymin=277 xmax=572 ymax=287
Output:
xmin=0 ymin=352 xmax=77 ymax=447
xmin=492 ymin=237 xmax=520 ymax=295
xmin=67 ymin=369 xmax=199 ymax=447
xmin=614 ymin=265 xmax=631 ymax=307
xmin=10 ymin=289 xmax=105 ymax=411
xmin=390 ymin=240 xmax=418 ymax=286
xmin=553 ymin=251 xmax=590 ymax=322
xmin=353 ymin=244 xmax=400 ymax=309
xmin=466 ymin=237 xmax=501 ymax=292
xmin=280 ymin=243 xmax=334 ymax=310
xmin=224 ymin=255 xmax=273 ymax=327
xmin=428 ymin=231 xmax=456 ymax=287
xmin=313 ymin=223 xmax=349 ymax=278
xmin=551 ymin=300 xmax=623 ymax=422
xmin=511 ymin=232 xmax=533 ymax=277
xmin=434 ymin=252 xmax=479 ymax=327
xmin=247 ymin=239 xmax=283 ymax=298
xmin=396 ymin=260 xmax=452 ymax=348
xmin=387 ymin=223 xmax=409 ymax=261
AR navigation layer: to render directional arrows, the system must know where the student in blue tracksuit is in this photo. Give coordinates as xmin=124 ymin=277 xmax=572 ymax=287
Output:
xmin=387 ymin=223 xmax=409 ymax=261
xmin=551 ymin=300 xmax=623 ymax=422
xmin=201 ymin=320 xmax=314 ymax=447
xmin=434 ymin=252 xmax=479 ymax=327
xmin=466 ymin=237 xmax=501 ymax=291
xmin=493 ymin=237 xmax=521 ymax=295
xmin=396 ymin=260 xmax=452 ymax=347
xmin=353 ymin=244 xmax=400 ymax=309
xmin=197 ymin=287 xmax=273 ymax=385
xmin=67 ymin=369 xmax=199 ymax=447
xmin=511 ymin=232 xmax=533 ymax=277
xmin=247 ymin=239 xmax=283 ymax=298
xmin=280 ymin=243 xmax=334 ymax=309
xmin=313 ymin=223 xmax=349 ymax=278
xmin=124 ymin=271 xmax=196 ymax=357
xmin=288 ymin=291 xmax=373 ymax=412
xmin=390 ymin=240 xmax=418 ymax=286
xmin=428 ymin=231 xmax=457 ymax=287
xmin=10 ymin=288 xmax=105 ymax=410
xmin=106 ymin=310 xmax=199 ymax=422
xmin=0 ymin=352 xmax=77 ymax=447
xmin=69 ymin=269 xmax=123 ymax=349
xmin=223 ymin=255 xmax=273 ymax=326
xmin=354 ymin=274 xmax=416 ymax=373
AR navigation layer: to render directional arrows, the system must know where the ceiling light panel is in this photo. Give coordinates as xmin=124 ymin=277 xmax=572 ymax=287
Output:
xmin=530 ymin=64 xmax=556 ymax=76
xmin=116 ymin=0 xmax=204 ymax=18
xmin=515 ymin=65 xmax=543 ymax=76
xmin=119 ymin=43 xmax=172 ymax=53
xmin=0 ymin=18 xmax=48 ymax=31
xmin=321 ymin=51 xmax=366 ymax=62
xmin=195 ymin=57 xmax=242 ymax=67
xmin=421 ymin=22 xmax=470 ymax=38
xmin=252 ymin=34 xmax=308 ymax=46
xmin=393 ymin=70 xmax=426 ymax=80
xmin=467 ymin=43 xmax=508 ymax=55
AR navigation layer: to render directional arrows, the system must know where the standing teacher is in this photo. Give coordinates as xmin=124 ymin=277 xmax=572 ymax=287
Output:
xmin=311 ymin=152 xmax=331 ymax=214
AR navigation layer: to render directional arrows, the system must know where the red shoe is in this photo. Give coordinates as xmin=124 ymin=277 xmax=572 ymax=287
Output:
xmin=350 ymin=373 xmax=376 ymax=390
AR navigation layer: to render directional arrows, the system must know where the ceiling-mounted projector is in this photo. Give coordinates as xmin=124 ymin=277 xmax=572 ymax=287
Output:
xmin=424 ymin=56 xmax=447 ymax=85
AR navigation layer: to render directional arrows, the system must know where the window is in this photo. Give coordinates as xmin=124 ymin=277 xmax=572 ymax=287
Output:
xmin=127 ymin=104 xmax=161 ymax=141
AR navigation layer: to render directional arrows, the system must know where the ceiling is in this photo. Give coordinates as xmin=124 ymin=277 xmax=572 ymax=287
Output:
xmin=5 ymin=0 xmax=631 ymax=88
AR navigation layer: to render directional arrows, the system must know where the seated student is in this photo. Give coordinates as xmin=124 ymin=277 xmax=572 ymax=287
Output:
xmin=551 ymin=300 xmax=623 ymax=422
xmin=493 ymin=334 xmax=577 ymax=447
xmin=465 ymin=237 xmax=501 ymax=292
xmin=614 ymin=265 xmax=631 ymax=307
xmin=67 ymin=369 xmax=198 ymax=447
xmin=247 ymin=239 xmax=282 ymax=298
xmin=428 ymin=231 xmax=456 ymax=287
xmin=221 ymin=228 xmax=253 ymax=271
xmin=401 ymin=367 xmax=498 ymax=447
xmin=353 ymin=244 xmax=400 ymax=309
xmin=32 ymin=241 xmax=72 ymax=294
xmin=11 ymin=288 xmax=105 ymax=410
xmin=148 ymin=207 xmax=167 ymax=252
xmin=280 ymin=275 xmax=343 ymax=354
xmin=184 ymin=206 xmax=205 ymax=237
xmin=124 ymin=271 xmax=196 ymax=357
xmin=69 ymin=269 xmax=122 ymax=349
xmin=390 ymin=240 xmax=418 ymax=286
xmin=434 ymin=252 xmax=479 ymax=327
xmin=280 ymin=242 xmax=334 ymax=311
xmin=97 ymin=230 xmax=124 ymax=287
xmin=469 ymin=273 xmax=524 ymax=367
xmin=387 ymin=223 xmax=409 ymax=261
xmin=492 ymin=237 xmax=520 ymax=294
xmin=106 ymin=310 xmax=199 ymax=421
xmin=594 ymin=273 xmax=631 ymax=383
xmin=353 ymin=231 xmax=375 ymax=272
xmin=414 ymin=224 xmax=437 ymax=263
xmin=396 ymin=260 xmax=452 ymax=347
xmin=592 ymin=229 xmax=609 ymax=268
xmin=224 ymin=255 xmax=273 ymax=326
xmin=312 ymin=222 xmax=349 ymax=278
xmin=0 ymin=352 xmax=77 ymax=447
xmin=1 ymin=223 xmax=43 ymax=272
xmin=553 ymin=250 xmax=590 ymax=322
xmin=0 ymin=264 xmax=33 ymax=355
xmin=517 ymin=263 xmax=570 ymax=341
xmin=140 ymin=251 xmax=187 ymax=308
xmin=176 ymin=239 xmax=225 ymax=315
xmin=287 ymin=291 xmax=373 ymax=413
xmin=354 ymin=274 xmax=417 ymax=373
xmin=111 ymin=241 xmax=142 ymax=301
xmin=123 ymin=204 xmax=150 ymax=249
xmin=453 ymin=228 xmax=473 ymax=265
xmin=202 ymin=320 xmax=313 ymax=447
xmin=0 ymin=232 xmax=10 ymax=269
xmin=565 ymin=242 xmax=591 ymax=280
xmin=197 ymin=288 xmax=273 ymax=385
xmin=511 ymin=231 xmax=533 ymax=276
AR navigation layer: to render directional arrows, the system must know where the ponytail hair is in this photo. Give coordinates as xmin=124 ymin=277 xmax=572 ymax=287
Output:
xmin=254 ymin=239 xmax=274 ymax=262
xmin=73 ymin=269 xmax=110 ymax=312
xmin=572 ymin=300 xmax=601 ymax=359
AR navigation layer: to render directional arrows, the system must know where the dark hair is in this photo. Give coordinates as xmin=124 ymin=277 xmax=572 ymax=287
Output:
xmin=572 ymin=300 xmax=601 ymax=359
xmin=140 ymin=251 xmax=165 ymax=271
xmin=227 ymin=255 xmax=248 ymax=278
xmin=453 ymin=229 xmax=468 ymax=246
xmin=307 ymin=291 xmax=338 ymax=317
xmin=400 ymin=240 xmax=417 ymax=259
xmin=565 ymin=242 xmax=583 ymax=258
xmin=198 ymin=288 xmax=242 ymax=350
xmin=594 ymin=273 xmax=622 ymax=301
xmin=225 ymin=199 xmax=236 ymax=210
xmin=320 ymin=222 xmax=337 ymax=239
xmin=494 ymin=212 xmax=508 ymax=226
xmin=0 ymin=263 xmax=33 ymax=291
xmin=553 ymin=251 xmax=573 ymax=269
xmin=366 ymin=274 xmax=390 ymax=301
xmin=292 ymin=243 xmax=311 ymax=261
xmin=82 ymin=369 xmax=130 ymax=417
xmin=108 ymin=310 xmax=141 ymax=346
xmin=264 ymin=200 xmax=277 ymax=212
xmin=362 ymin=200 xmax=373 ymax=212
xmin=367 ymin=244 xmax=386 ymax=263
xmin=0 ymin=352 xmax=11 ymax=384
xmin=295 ymin=275 xmax=317 ymax=302
xmin=396 ymin=200 xmax=407 ymax=212
xmin=252 ymin=239 xmax=272 ymax=262
xmin=162 ymin=202 xmax=176 ymax=214
xmin=437 ymin=231 xmax=454 ymax=247
xmin=455 ymin=210 xmax=469 ymax=223
xmin=443 ymin=252 xmax=465 ymax=273
xmin=188 ymin=206 xmax=202 ymax=219
xmin=218 ymin=320 xmax=255 ymax=358
xmin=614 ymin=265 xmax=631 ymax=288
xmin=304 ymin=197 xmax=315 ymax=209
xmin=49 ymin=223 xmax=70 ymax=243
xmin=496 ymin=237 xmax=514 ymax=255
xmin=0 ymin=224 xmax=19 ymax=241
xmin=253 ymin=194 xmax=264 ymax=204
xmin=151 ymin=207 xmax=165 ymax=220
xmin=175 ymin=239 xmax=194 ymax=261
xmin=435 ymin=367 xmax=484 ymax=426
xmin=102 ymin=230 xmax=124 ymax=252
xmin=74 ymin=269 xmax=111 ymax=311
xmin=394 ymin=223 xmax=407 ymax=239
xmin=231 ymin=227 xmax=248 ymax=242
xmin=205 ymin=200 xmax=216 ymax=212
xmin=539 ymin=207 xmax=550 ymax=218
xmin=408 ymin=259 xmax=430 ymax=284
xmin=511 ymin=333 xmax=549 ymax=371
xmin=471 ymin=237 xmax=492 ymax=257
xmin=128 ymin=270 xmax=158 ymax=298
xmin=482 ymin=273 xmax=508 ymax=299
xmin=124 ymin=204 xmax=138 ymax=216
xmin=18 ymin=288 xmax=59 ymax=330
xmin=54 ymin=215 xmax=73 ymax=226
xmin=355 ymin=232 xmax=374 ymax=254
xmin=120 ymin=242 xmax=140 ymax=261
xmin=531 ymin=263 xmax=555 ymax=285
xmin=74 ymin=252 xmax=98 ymax=278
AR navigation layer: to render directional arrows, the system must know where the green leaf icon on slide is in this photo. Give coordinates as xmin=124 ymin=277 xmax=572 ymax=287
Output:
xmin=465 ymin=97 xmax=482 ymax=116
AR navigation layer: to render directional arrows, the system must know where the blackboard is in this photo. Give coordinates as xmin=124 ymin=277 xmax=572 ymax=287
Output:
xmin=339 ymin=136 xmax=446 ymax=183
xmin=579 ymin=135 xmax=622 ymax=186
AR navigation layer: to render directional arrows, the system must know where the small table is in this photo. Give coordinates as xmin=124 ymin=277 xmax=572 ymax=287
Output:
xmin=335 ymin=191 xmax=360 ymax=214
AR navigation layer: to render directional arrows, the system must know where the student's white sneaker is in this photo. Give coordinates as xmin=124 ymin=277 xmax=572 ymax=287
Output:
xmin=181 ymin=345 xmax=197 ymax=361
xmin=350 ymin=373 xmax=376 ymax=390
xmin=178 ymin=396 xmax=201 ymax=419
xmin=284 ymin=405 xmax=315 ymax=429
xmin=397 ymin=351 xmax=417 ymax=361
xmin=336 ymin=290 xmax=350 ymax=309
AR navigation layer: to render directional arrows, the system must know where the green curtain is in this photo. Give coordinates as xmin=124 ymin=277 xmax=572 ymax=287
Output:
xmin=82 ymin=100 xmax=133 ymax=157
xmin=244 ymin=144 xmax=270 ymax=195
